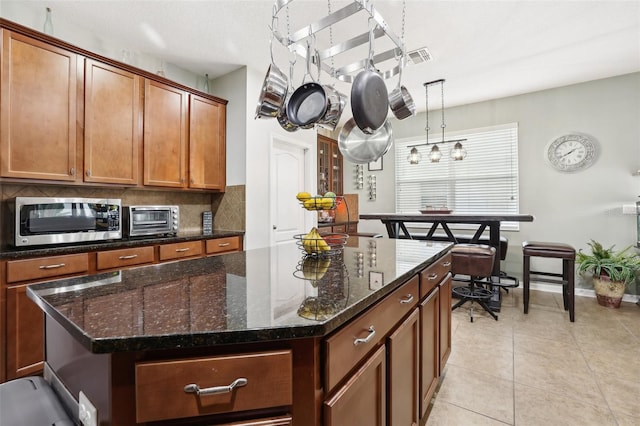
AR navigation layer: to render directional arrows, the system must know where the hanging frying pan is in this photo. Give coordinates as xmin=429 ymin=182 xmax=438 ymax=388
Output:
xmin=350 ymin=20 xmax=388 ymax=134
xmin=338 ymin=118 xmax=393 ymax=164
xmin=286 ymin=42 xmax=328 ymax=127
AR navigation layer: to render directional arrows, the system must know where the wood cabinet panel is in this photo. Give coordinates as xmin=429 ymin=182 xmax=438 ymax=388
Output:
xmin=324 ymin=345 xmax=386 ymax=426
xmin=5 ymin=284 xmax=44 ymax=379
xmin=143 ymin=79 xmax=188 ymax=188
xmin=419 ymin=287 xmax=439 ymax=418
xmin=189 ymin=94 xmax=226 ymax=190
xmin=96 ymin=246 xmax=155 ymax=270
xmin=205 ymin=236 xmax=242 ymax=255
xmin=135 ymin=350 xmax=293 ymax=423
xmin=84 ymin=59 xmax=142 ymax=184
xmin=420 ymin=252 xmax=452 ymax=299
xmin=324 ymin=274 xmax=418 ymax=392
xmin=223 ymin=416 xmax=293 ymax=426
xmin=0 ymin=30 xmax=77 ymax=181
xmin=387 ymin=308 xmax=419 ymax=426
xmin=439 ymin=273 xmax=452 ymax=373
xmin=6 ymin=253 xmax=88 ymax=283
xmin=317 ymin=135 xmax=343 ymax=195
xmin=159 ymin=240 xmax=203 ymax=261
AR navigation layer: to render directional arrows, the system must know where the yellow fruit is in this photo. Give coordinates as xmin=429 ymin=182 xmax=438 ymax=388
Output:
xmin=296 ymin=191 xmax=312 ymax=201
xmin=303 ymin=198 xmax=318 ymax=211
xmin=321 ymin=197 xmax=335 ymax=209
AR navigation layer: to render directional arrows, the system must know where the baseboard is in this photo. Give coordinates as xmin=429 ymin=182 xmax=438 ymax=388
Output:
xmin=530 ymin=281 xmax=640 ymax=304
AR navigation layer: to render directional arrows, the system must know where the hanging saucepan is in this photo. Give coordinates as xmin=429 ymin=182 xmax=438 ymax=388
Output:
xmin=351 ymin=20 xmax=389 ymax=134
xmin=255 ymin=16 xmax=288 ymax=119
xmin=277 ymin=61 xmax=299 ymax=132
xmin=388 ymin=54 xmax=415 ymax=120
xmin=317 ymin=85 xmax=347 ymax=131
xmin=338 ymin=118 xmax=393 ymax=164
xmin=286 ymin=42 xmax=328 ymax=127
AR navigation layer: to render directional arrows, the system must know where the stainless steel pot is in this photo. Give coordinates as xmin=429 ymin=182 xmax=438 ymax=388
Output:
xmin=388 ymin=58 xmax=415 ymax=120
xmin=255 ymin=63 xmax=288 ymax=119
xmin=317 ymin=86 xmax=347 ymax=131
xmin=338 ymin=118 xmax=393 ymax=164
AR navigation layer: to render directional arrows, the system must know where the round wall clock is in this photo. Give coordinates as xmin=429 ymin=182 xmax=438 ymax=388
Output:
xmin=545 ymin=134 xmax=598 ymax=172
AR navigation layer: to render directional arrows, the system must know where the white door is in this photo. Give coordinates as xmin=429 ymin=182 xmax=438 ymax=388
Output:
xmin=270 ymin=136 xmax=313 ymax=245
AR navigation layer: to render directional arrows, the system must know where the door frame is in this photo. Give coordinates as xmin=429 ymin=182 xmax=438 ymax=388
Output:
xmin=269 ymin=132 xmax=317 ymax=247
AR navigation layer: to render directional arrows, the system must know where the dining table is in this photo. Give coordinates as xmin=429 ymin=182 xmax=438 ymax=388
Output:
xmin=359 ymin=212 xmax=535 ymax=311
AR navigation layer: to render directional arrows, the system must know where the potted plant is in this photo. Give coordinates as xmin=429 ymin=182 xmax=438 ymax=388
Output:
xmin=576 ymin=240 xmax=640 ymax=308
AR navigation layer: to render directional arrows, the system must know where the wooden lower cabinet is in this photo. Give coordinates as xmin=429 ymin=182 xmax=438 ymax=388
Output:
xmin=324 ymin=345 xmax=386 ymax=426
xmin=388 ymin=309 xmax=420 ymax=426
xmin=5 ymin=284 xmax=44 ymax=380
xmin=439 ymin=274 xmax=452 ymax=373
xmin=419 ymin=286 xmax=440 ymax=417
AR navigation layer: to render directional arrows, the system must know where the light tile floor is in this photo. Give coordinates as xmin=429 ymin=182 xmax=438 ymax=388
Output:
xmin=426 ymin=287 xmax=640 ymax=426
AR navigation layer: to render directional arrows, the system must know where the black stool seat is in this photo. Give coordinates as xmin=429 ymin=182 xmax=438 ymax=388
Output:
xmin=451 ymin=244 xmax=497 ymax=322
xmin=522 ymin=241 xmax=576 ymax=322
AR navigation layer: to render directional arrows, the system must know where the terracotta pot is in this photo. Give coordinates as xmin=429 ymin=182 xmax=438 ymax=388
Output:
xmin=593 ymin=276 xmax=626 ymax=308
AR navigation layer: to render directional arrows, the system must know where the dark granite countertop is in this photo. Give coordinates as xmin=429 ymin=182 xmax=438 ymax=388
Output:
xmin=27 ymin=238 xmax=451 ymax=354
xmin=0 ymin=230 xmax=244 ymax=259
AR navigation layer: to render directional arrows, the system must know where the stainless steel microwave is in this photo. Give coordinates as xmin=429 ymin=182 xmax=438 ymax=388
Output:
xmin=124 ymin=205 xmax=179 ymax=237
xmin=13 ymin=197 xmax=122 ymax=247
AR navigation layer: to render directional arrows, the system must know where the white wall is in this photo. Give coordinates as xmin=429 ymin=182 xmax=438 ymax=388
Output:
xmin=351 ymin=72 xmax=640 ymax=286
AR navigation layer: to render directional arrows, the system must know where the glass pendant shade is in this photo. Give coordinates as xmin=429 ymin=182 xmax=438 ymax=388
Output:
xmin=450 ymin=142 xmax=467 ymax=161
xmin=407 ymin=147 xmax=421 ymax=164
xmin=429 ymin=145 xmax=442 ymax=163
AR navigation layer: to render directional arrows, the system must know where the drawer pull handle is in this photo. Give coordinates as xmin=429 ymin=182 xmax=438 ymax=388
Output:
xmin=427 ymin=273 xmax=438 ymax=281
xmin=442 ymin=261 xmax=451 ymax=267
xmin=39 ymin=263 xmax=66 ymax=270
xmin=400 ymin=294 xmax=414 ymax=304
xmin=175 ymin=247 xmax=191 ymax=253
xmin=184 ymin=378 xmax=248 ymax=396
xmin=354 ymin=326 xmax=376 ymax=346
xmin=118 ymin=254 xmax=138 ymax=260
xmin=218 ymin=242 xmax=231 ymax=247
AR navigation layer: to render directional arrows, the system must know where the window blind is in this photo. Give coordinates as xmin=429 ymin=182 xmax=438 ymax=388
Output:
xmin=395 ymin=123 xmax=520 ymax=231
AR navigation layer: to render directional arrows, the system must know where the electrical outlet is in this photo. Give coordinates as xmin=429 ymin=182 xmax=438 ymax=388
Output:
xmin=79 ymin=391 xmax=97 ymax=426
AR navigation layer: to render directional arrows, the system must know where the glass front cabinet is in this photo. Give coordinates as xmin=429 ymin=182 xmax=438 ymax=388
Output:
xmin=318 ymin=135 xmax=343 ymax=195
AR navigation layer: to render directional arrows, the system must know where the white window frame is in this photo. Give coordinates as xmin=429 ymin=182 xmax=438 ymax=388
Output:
xmin=395 ymin=122 xmax=521 ymax=231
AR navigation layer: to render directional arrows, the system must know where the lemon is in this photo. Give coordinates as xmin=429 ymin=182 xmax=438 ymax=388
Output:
xmin=296 ymin=191 xmax=312 ymax=201
xmin=303 ymin=198 xmax=318 ymax=210
xmin=321 ymin=197 xmax=335 ymax=209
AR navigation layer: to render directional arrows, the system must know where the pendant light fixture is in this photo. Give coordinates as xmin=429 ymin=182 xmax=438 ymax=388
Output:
xmin=407 ymin=79 xmax=467 ymax=164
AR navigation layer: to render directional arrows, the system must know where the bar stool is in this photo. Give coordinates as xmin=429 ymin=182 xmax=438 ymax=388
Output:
xmin=522 ymin=241 xmax=576 ymax=322
xmin=451 ymin=244 xmax=498 ymax=322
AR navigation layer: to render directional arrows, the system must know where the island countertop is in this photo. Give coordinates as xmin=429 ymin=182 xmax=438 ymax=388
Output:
xmin=28 ymin=237 xmax=452 ymax=354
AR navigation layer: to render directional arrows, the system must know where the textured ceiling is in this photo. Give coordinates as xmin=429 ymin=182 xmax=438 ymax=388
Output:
xmin=3 ymin=0 xmax=640 ymax=113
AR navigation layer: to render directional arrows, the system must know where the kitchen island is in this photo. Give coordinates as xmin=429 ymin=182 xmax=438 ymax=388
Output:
xmin=28 ymin=237 xmax=452 ymax=425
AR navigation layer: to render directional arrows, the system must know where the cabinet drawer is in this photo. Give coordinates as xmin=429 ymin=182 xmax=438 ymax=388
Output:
xmin=6 ymin=253 xmax=89 ymax=283
xmin=135 ymin=350 xmax=293 ymax=423
xmin=420 ymin=252 xmax=452 ymax=298
xmin=324 ymin=274 xmax=419 ymax=392
xmin=159 ymin=241 xmax=203 ymax=261
xmin=96 ymin=246 xmax=155 ymax=270
xmin=205 ymin=236 xmax=242 ymax=255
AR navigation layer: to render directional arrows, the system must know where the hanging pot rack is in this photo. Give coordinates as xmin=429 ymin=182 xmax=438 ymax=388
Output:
xmin=271 ymin=0 xmax=406 ymax=83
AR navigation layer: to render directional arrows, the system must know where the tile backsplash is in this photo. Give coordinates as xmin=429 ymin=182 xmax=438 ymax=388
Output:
xmin=0 ymin=183 xmax=246 ymax=248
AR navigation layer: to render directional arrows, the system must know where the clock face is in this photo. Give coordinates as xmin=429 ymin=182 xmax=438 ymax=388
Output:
xmin=546 ymin=134 xmax=598 ymax=172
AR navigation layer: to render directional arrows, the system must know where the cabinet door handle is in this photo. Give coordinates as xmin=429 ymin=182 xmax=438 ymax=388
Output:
xmin=442 ymin=261 xmax=451 ymax=267
xmin=400 ymin=294 xmax=414 ymax=304
xmin=218 ymin=242 xmax=231 ymax=247
xmin=118 ymin=254 xmax=138 ymax=260
xmin=427 ymin=273 xmax=438 ymax=281
xmin=175 ymin=247 xmax=190 ymax=252
xmin=39 ymin=263 xmax=66 ymax=270
xmin=184 ymin=378 xmax=248 ymax=396
xmin=353 ymin=326 xmax=376 ymax=346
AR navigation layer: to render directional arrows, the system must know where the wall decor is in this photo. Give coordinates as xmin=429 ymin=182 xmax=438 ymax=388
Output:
xmin=368 ymin=156 xmax=383 ymax=171
xmin=545 ymin=133 xmax=598 ymax=172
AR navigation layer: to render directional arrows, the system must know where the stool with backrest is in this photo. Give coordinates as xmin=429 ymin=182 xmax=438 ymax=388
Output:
xmin=451 ymin=244 xmax=498 ymax=322
xmin=522 ymin=241 xmax=576 ymax=322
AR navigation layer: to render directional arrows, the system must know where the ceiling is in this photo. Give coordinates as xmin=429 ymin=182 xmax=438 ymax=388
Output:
xmin=5 ymin=0 xmax=640 ymax=114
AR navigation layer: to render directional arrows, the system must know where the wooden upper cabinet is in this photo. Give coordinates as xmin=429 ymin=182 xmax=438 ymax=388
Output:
xmin=84 ymin=59 xmax=142 ymax=185
xmin=0 ymin=29 xmax=78 ymax=181
xmin=143 ymin=79 xmax=188 ymax=188
xmin=317 ymin=135 xmax=343 ymax=195
xmin=189 ymin=94 xmax=226 ymax=190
